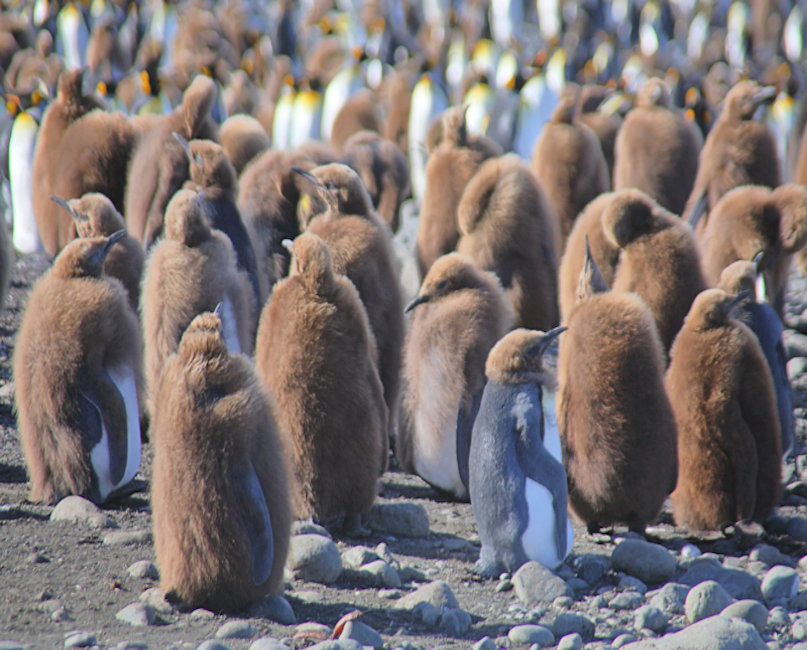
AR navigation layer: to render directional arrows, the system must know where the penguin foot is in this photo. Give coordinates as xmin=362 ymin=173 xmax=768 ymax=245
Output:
xmin=342 ymin=513 xmax=372 ymax=538
xmin=471 ymin=558 xmax=500 ymax=579
xmin=105 ymin=478 xmax=148 ymax=503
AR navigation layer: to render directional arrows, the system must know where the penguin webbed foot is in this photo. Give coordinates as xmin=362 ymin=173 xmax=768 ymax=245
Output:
xmin=342 ymin=513 xmax=372 ymax=538
xmin=104 ymin=478 xmax=148 ymax=504
xmin=471 ymin=558 xmax=501 ymax=579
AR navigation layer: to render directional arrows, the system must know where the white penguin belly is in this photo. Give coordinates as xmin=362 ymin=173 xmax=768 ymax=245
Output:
xmin=220 ymin=296 xmax=242 ymax=355
xmin=541 ymin=390 xmax=563 ymax=465
xmin=521 ymin=477 xmax=573 ymax=569
xmin=9 ymin=114 xmax=43 ymax=254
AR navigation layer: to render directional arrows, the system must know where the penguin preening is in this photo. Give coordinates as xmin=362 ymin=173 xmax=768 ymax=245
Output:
xmin=667 ymin=288 xmax=782 ymax=531
xmin=470 ymin=327 xmax=574 ymax=576
xmin=398 ymin=253 xmax=514 ymax=500
xmin=14 ymin=232 xmax=143 ymax=504
xmin=151 ymin=308 xmax=292 ymax=612
xmin=255 ymin=233 xmax=387 ymax=534
xmin=455 ymin=154 xmax=560 ymax=330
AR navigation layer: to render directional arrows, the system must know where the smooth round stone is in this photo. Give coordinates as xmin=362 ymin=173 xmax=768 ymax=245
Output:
xmin=787 ymin=517 xmax=807 ymax=542
xmin=721 ymin=599 xmax=769 ymax=633
xmin=508 ymin=624 xmax=554 ymax=646
xmin=634 ymin=606 xmax=668 ymax=633
xmin=127 ymin=560 xmax=159 ymax=580
xmin=368 ymin=503 xmax=429 ymax=537
xmin=577 ymin=554 xmax=610 ymax=585
xmin=342 ymin=546 xmax=378 ymax=569
xmin=497 ymin=579 xmax=514 ymax=592
xmin=113 ymin=643 xmax=147 ymax=650
xmin=379 ymin=589 xmax=401 ymax=599
xmin=557 ymin=633 xmax=583 ymax=650
xmin=248 ymin=594 xmax=296 ymax=625
xmin=248 ymin=638 xmax=287 ymax=650
xmin=138 ymin=588 xmax=174 ymax=615
xmin=64 ymin=633 xmax=97 ymax=648
xmin=190 ymin=609 xmax=215 ymax=621
xmin=103 ymin=529 xmax=151 ymax=546
xmin=684 ymin=580 xmax=733 ymax=623
xmin=439 ymin=608 xmax=471 ymax=636
xmin=554 ymin=596 xmax=574 ymax=609
xmin=512 ymin=561 xmax=573 ymax=607
xmin=611 ymin=540 xmax=676 ymax=584
xmin=618 ymin=576 xmax=647 ymax=594
xmin=197 ymin=642 xmax=230 ymax=650
xmin=51 ymin=496 xmax=115 ymax=529
xmin=793 ymin=619 xmax=807 ymax=641
xmin=115 ymin=602 xmax=156 ymax=626
xmin=552 ymin=613 xmax=594 ymax=639
xmin=291 ymin=521 xmax=331 ymax=538
xmin=680 ymin=544 xmax=701 ymax=559
xmin=761 ymin=566 xmax=800 ymax=602
xmin=610 ymin=591 xmax=644 ymax=611
xmin=216 ymin=621 xmax=257 ymax=639
xmin=750 ymin=544 xmax=793 ymax=568
xmin=612 ymin=633 xmax=636 ymax=648
xmin=768 ymin=605 xmax=790 ymax=629
xmin=287 ymin=535 xmax=343 ymax=584
xmin=472 ymin=638 xmax=498 ymax=650
xmin=396 ymin=580 xmax=459 ymax=610
xmin=360 ymin=559 xmax=401 ymax=588
xmin=0 ymin=643 xmax=24 ymax=650
xmin=339 ymin=621 xmax=383 ymax=649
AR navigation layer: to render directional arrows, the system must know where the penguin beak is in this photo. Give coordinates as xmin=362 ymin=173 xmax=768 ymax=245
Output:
xmin=213 ymin=302 xmax=223 ymax=316
xmin=535 ymin=325 xmax=567 ymax=357
xmin=103 ymin=230 xmax=127 ymax=255
xmin=291 ymin=166 xmax=322 ymax=188
xmin=752 ymin=86 xmax=777 ymax=106
xmin=404 ymin=294 xmax=430 ymax=313
xmin=172 ymin=132 xmax=192 ymax=159
xmin=725 ymin=290 xmax=754 ymax=315
xmin=50 ymin=195 xmax=78 ymax=221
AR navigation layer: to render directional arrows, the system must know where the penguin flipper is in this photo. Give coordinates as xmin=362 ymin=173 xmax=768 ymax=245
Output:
xmin=456 ymin=387 xmax=484 ymax=489
xmin=236 ymin=460 xmax=274 ymax=586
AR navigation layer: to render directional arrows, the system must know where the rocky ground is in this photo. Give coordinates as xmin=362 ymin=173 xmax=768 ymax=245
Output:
xmin=5 ymin=244 xmax=807 ymax=650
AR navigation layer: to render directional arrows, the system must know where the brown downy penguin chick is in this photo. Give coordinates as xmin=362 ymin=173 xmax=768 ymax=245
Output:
xmin=125 ymin=75 xmax=219 ymax=248
xmin=613 ymin=78 xmax=702 ymax=216
xmin=398 ymin=253 xmax=515 ymax=500
xmin=770 ymin=184 xmax=807 ymax=316
xmin=557 ymin=257 xmax=678 ymax=532
xmin=151 ymin=308 xmax=292 ymax=612
xmin=530 ymin=93 xmax=611 ymax=252
xmin=576 ymin=86 xmax=623 ymax=179
xmin=558 ymin=193 xmax=621 ymax=322
xmin=685 ymin=80 xmax=780 ymax=230
xmin=255 ymin=233 xmax=387 ymax=533
xmin=604 ymin=189 xmax=708 ymax=354
xmin=330 ymin=88 xmax=383 ymax=153
xmin=456 ymin=154 xmax=560 ymax=330
xmin=296 ymin=163 xmax=404 ymax=421
xmin=50 ymin=193 xmax=144 ymax=313
xmin=342 ymin=130 xmax=411 ymax=232
xmin=667 ymin=289 xmax=782 ymax=530
xmin=140 ymin=189 xmax=254 ymax=417
xmin=416 ymin=106 xmax=502 ymax=277
xmin=14 ymin=233 xmax=144 ymax=504
xmin=219 ymin=114 xmax=270 ymax=175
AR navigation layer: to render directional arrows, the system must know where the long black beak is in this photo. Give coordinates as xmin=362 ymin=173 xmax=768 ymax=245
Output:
xmin=50 ymin=195 xmax=77 ymax=221
xmin=103 ymin=230 xmax=127 ymax=254
xmin=753 ymin=86 xmax=777 ymax=106
xmin=213 ymin=302 xmax=223 ymax=317
xmin=172 ymin=132 xmax=192 ymax=159
xmin=725 ymin=289 xmax=753 ymax=315
xmin=535 ymin=325 xmax=567 ymax=358
xmin=291 ymin=166 xmax=322 ymax=187
xmin=405 ymin=294 xmax=430 ymax=313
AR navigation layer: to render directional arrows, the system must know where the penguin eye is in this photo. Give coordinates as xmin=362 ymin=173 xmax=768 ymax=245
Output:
xmin=436 ymin=279 xmax=448 ymax=291
xmin=324 ymin=181 xmax=336 ymax=191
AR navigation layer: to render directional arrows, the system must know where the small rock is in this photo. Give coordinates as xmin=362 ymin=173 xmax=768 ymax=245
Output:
xmin=577 ymin=554 xmax=610 ymax=585
xmin=618 ymin=576 xmax=648 ymax=594
xmin=295 ymin=622 xmax=332 ymax=640
xmin=340 ymin=621 xmax=383 ymax=649
xmin=611 ymin=540 xmax=676 ymax=584
xmin=557 ymin=633 xmax=583 ymax=650
xmin=793 ymin=619 xmax=807 ymax=640
xmin=51 ymin=606 xmax=71 ymax=622
xmin=103 ymin=529 xmax=151 ymax=546
xmin=472 ymin=637 xmax=498 ymax=650
xmin=764 ymin=514 xmax=789 ymax=534
xmin=552 ymin=613 xmax=595 ymax=639
xmin=190 ymin=609 xmax=215 ymax=621
xmin=788 ymin=517 xmax=807 ymax=542
xmin=379 ymin=589 xmax=401 ymax=599
xmin=721 ymin=600 xmax=769 ymax=633
xmin=138 ymin=588 xmax=174 ymax=615
xmin=647 ymin=583 xmax=689 ymax=615
xmin=342 ymin=546 xmax=378 ymax=569
xmin=248 ymin=594 xmax=296 ymax=625
xmin=398 ymin=565 xmax=427 ymax=584
xmin=113 ymin=643 xmax=147 ymax=650
xmin=396 ymin=580 xmax=459 ymax=610
xmin=610 ymin=592 xmax=644 ymax=611
xmin=508 ymin=624 xmax=554 ymax=646
xmin=680 ymin=543 xmax=701 ymax=559
xmin=0 ymin=643 xmax=23 ymax=650
xmin=791 ymin=591 xmax=807 ymax=611
xmin=768 ymin=605 xmax=790 ymax=629
xmin=750 ymin=544 xmax=794 ymax=568
xmin=216 ymin=621 xmax=257 ymax=639
xmin=360 ymin=559 xmax=402 ymax=588
xmin=196 ymin=642 xmax=231 ymax=650
xmin=26 ymin=552 xmax=49 ymax=564
xmin=307 ymin=641 xmax=363 ymax=650
xmin=287 ymin=535 xmax=343 ymax=584
xmin=51 ymin=496 xmax=115 ymax=529
xmin=64 ymin=633 xmax=97 ymax=648
xmin=513 ymin=561 xmax=573 ymax=607
xmin=38 ymin=599 xmax=63 ymax=614
xmin=413 ymin=602 xmax=441 ymax=626
xmin=368 ymin=503 xmax=430 ymax=537
xmin=115 ymin=602 xmax=156 ymax=626
xmin=788 ymin=357 xmax=807 ymax=380
xmin=497 ymin=579 xmax=514 ymax=592
xmin=799 ymin=555 xmax=807 ymax=572
xmin=249 ymin=638 xmax=287 ymax=650
xmin=761 ymin=566 xmax=800 ymax=602
xmin=438 ymin=608 xmax=471 ymax=636
xmin=634 ymin=606 xmax=667 ymax=633
xmin=685 ymin=580 xmax=733 ymax=623
xmin=291 ymin=521 xmax=331 ymax=537
xmin=784 ymin=330 xmax=807 ymax=358
xmin=612 ymin=633 xmax=636 ymax=648
xmin=678 ymin=558 xmax=762 ymax=600
xmin=621 ymin=614 xmax=766 ymax=649
xmin=127 ymin=560 xmax=159 ymax=579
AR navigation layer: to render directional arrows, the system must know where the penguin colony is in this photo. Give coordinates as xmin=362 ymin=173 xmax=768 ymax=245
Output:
xmin=5 ymin=0 xmax=807 ymax=613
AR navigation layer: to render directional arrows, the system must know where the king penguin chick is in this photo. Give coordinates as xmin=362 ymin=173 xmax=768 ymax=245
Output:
xmin=557 ymin=256 xmax=678 ymax=531
xmin=685 ymin=80 xmax=780 ymax=230
xmin=718 ymin=261 xmax=794 ymax=460
xmin=456 ymin=154 xmax=560 ymax=330
xmin=297 ymin=163 xmax=404 ymax=423
xmin=140 ymin=189 xmax=254 ymax=417
xmin=398 ymin=253 xmax=515 ymax=500
xmin=604 ymin=189 xmax=707 ymax=355
xmin=151 ymin=307 xmax=291 ymax=612
xmin=470 ymin=327 xmax=574 ymax=575
xmin=219 ymin=114 xmax=270 ymax=176
xmin=530 ymin=92 xmax=611 ymax=253
xmin=50 ymin=193 xmax=144 ymax=313
xmin=667 ymin=289 xmax=782 ymax=531
xmin=14 ymin=232 xmax=143 ymax=504
xmin=255 ymin=233 xmax=387 ymax=534
xmin=613 ymin=78 xmax=702 ymax=216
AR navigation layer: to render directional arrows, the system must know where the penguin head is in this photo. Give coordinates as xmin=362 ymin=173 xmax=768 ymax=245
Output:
xmin=287 ymin=232 xmax=334 ymax=290
xmin=427 ymin=105 xmax=470 ymax=151
xmin=164 ymin=189 xmax=211 ymax=247
xmin=685 ymin=288 xmax=753 ymax=331
xmin=723 ymin=80 xmax=776 ymax=120
xmin=602 ymin=189 xmax=662 ymax=248
xmin=484 ymin=326 xmax=566 ymax=386
xmin=177 ymin=308 xmax=228 ymax=367
xmin=293 ymin=163 xmax=373 ymax=225
xmin=57 ymin=68 xmax=99 ymax=117
xmin=636 ymin=77 xmax=672 ymax=108
xmin=772 ymin=184 xmax=807 ymax=253
xmin=576 ymin=236 xmax=609 ymax=304
xmin=51 ymin=192 xmax=125 ymax=239
xmin=181 ymin=75 xmax=218 ymax=138
xmin=175 ymin=136 xmax=237 ymax=194
xmin=405 ymin=253 xmax=490 ymax=313
xmin=52 ymin=231 xmax=126 ymax=279
xmin=717 ymin=260 xmax=756 ymax=298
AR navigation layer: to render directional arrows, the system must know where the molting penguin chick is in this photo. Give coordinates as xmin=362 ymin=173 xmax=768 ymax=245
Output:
xmin=298 ymin=163 xmax=404 ymax=423
xmin=14 ymin=232 xmax=143 ymax=504
xmin=219 ymin=114 xmax=270 ymax=175
xmin=456 ymin=154 xmax=560 ymax=330
xmin=667 ymin=288 xmax=782 ymax=530
xmin=51 ymin=193 xmax=143 ymax=313
xmin=614 ymin=78 xmax=702 ymax=216
xmin=470 ymin=327 xmax=573 ymax=575
xmin=398 ymin=253 xmax=514 ymax=500
xmin=557 ymin=265 xmax=678 ymax=531
xmin=255 ymin=233 xmax=387 ymax=533
xmin=604 ymin=189 xmax=707 ymax=354
xmin=140 ymin=189 xmax=254 ymax=417
xmin=151 ymin=308 xmax=292 ymax=612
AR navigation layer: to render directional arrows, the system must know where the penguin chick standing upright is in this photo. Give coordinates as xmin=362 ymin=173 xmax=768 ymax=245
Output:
xmin=151 ymin=308 xmax=292 ymax=612
xmin=255 ymin=233 xmax=386 ymax=533
xmin=140 ymin=189 xmax=254 ymax=416
xmin=667 ymin=289 xmax=782 ymax=531
xmin=398 ymin=253 xmax=514 ymax=500
xmin=470 ymin=327 xmax=573 ymax=576
xmin=14 ymin=232 xmax=143 ymax=504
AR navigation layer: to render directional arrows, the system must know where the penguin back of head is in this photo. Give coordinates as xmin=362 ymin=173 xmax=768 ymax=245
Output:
xmin=164 ymin=189 xmax=211 ymax=247
xmin=485 ymin=327 xmax=560 ymax=387
xmin=52 ymin=236 xmax=114 ymax=279
xmin=67 ymin=193 xmax=125 ymax=239
xmin=189 ymin=139 xmax=237 ymax=194
xmin=773 ymin=183 xmax=807 ymax=253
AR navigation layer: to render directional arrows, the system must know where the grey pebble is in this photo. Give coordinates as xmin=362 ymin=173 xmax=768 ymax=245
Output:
xmin=308 ymin=641 xmax=363 ymax=650
xmin=508 ymin=624 xmax=554 ymax=646
xmin=784 ymin=330 xmax=807 ymax=359
xmin=618 ymin=576 xmax=647 ymax=594
xmin=51 ymin=607 xmax=71 ymax=622
xmin=791 ymin=591 xmax=807 ymax=611
xmin=612 ymin=633 xmax=636 ymax=648
xmin=341 ymin=546 xmax=378 ymax=569
xmin=396 ymin=580 xmax=459 ymax=610
xmin=360 ymin=559 xmax=401 ymax=588
xmin=413 ymin=602 xmax=441 ymax=626
xmin=439 ymin=608 xmax=471 ymax=636
xmin=610 ymin=591 xmax=644 ymax=611
xmin=113 ymin=643 xmax=147 ymax=650
xmin=577 ymin=555 xmax=610 ymax=585
xmin=793 ymin=619 xmax=807 ymax=640
xmin=379 ymin=589 xmax=401 ymax=599
xmin=26 ymin=552 xmax=48 ymax=564
xmin=558 ymin=633 xmax=583 ymax=650
xmin=761 ymin=566 xmax=800 ymax=602
xmin=513 ymin=561 xmax=572 ymax=608
xmin=38 ymin=599 xmax=63 ymax=614
xmin=750 ymin=544 xmax=795 ymax=568
xmin=287 ymin=534 xmax=343 ymax=584
xmin=138 ymin=588 xmax=174 ymax=615
xmin=197 ymin=642 xmax=231 ymax=650
xmin=368 ymin=503 xmax=429 ymax=537
xmin=678 ymin=557 xmax=762 ymax=600
xmin=685 ymin=580 xmax=733 ymax=623
xmin=472 ymin=637 xmax=498 ymax=650
xmin=721 ymin=600 xmax=769 ymax=633
xmin=248 ymin=638 xmax=288 ymax=650
xmin=127 ymin=560 xmax=159 ymax=580
xmin=115 ymin=602 xmax=156 ymax=627
xmin=567 ymin=578 xmax=589 ymax=593
xmin=103 ymin=529 xmax=151 ymax=546
xmin=248 ymin=594 xmax=296 ymax=625
xmin=64 ymin=633 xmax=97 ymax=648
xmin=216 ymin=620 xmax=256 ymax=639
xmin=634 ymin=606 xmax=667 ymax=633
xmin=611 ymin=540 xmax=676 ymax=585
xmin=788 ymin=357 xmax=807 ymax=380
xmin=497 ymin=579 xmax=513 ymax=592
xmin=0 ymin=643 xmax=24 ymax=650
xmin=189 ymin=608 xmax=215 ymax=621
xmin=787 ymin=517 xmax=807 ymax=542
xmin=768 ymin=605 xmax=790 ymax=629
xmin=51 ymin=496 xmax=116 ymax=529
xmin=621 ymin=614 xmax=766 ymax=649
xmin=554 ymin=596 xmax=574 ymax=609
xmin=552 ymin=613 xmax=595 ymax=639
xmin=339 ymin=621 xmax=383 ymax=649
xmin=799 ymin=556 xmax=807 ymax=572
xmin=291 ymin=521 xmax=331 ymax=538
xmin=295 ymin=622 xmax=331 ymax=638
